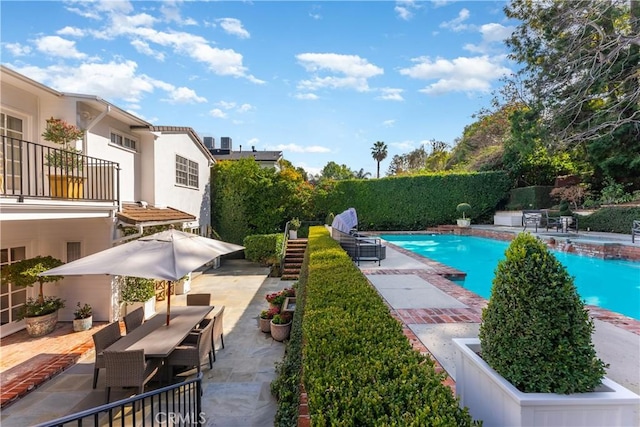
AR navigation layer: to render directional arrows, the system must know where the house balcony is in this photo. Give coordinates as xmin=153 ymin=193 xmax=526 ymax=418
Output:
xmin=1 ymin=136 xmax=120 ymax=220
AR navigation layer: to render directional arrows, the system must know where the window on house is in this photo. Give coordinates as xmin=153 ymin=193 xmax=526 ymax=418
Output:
xmin=66 ymin=242 xmax=81 ymax=262
xmin=176 ymin=155 xmax=199 ymax=189
xmin=110 ymin=131 xmax=137 ymax=150
xmin=0 ymin=246 xmax=27 ymax=326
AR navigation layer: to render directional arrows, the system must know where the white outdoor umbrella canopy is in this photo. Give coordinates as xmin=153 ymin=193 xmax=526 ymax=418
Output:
xmin=41 ymin=229 xmax=244 ymax=324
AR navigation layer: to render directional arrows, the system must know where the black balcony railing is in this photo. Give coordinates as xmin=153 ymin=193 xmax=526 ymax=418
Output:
xmin=1 ymin=135 xmax=119 ymax=203
xmin=33 ymin=373 xmax=203 ymax=427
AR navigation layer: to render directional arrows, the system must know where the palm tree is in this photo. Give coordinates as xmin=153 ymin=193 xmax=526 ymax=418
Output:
xmin=371 ymin=141 xmax=388 ymax=179
xmin=354 ymin=168 xmax=371 ymax=179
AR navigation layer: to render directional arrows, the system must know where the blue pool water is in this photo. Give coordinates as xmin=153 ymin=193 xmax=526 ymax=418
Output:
xmin=380 ymin=234 xmax=640 ymax=320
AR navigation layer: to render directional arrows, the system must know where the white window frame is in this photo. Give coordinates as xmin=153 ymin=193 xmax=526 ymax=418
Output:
xmin=175 ymin=155 xmax=199 ymax=189
xmin=109 ymin=129 xmax=138 ymax=151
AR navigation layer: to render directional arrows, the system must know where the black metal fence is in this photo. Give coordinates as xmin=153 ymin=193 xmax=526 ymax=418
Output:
xmin=33 ymin=373 xmax=204 ymax=427
xmin=1 ymin=136 xmax=119 ymax=203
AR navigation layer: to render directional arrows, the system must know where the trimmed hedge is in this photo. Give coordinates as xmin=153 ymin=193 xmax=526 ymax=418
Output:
xmin=315 ymin=171 xmax=511 ymax=230
xmin=243 ymin=233 xmax=283 ymax=265
xmin=298 ymin=226 xmax=478 ymax=425
xmin=578 ymin=207 xmax=640 ymax=234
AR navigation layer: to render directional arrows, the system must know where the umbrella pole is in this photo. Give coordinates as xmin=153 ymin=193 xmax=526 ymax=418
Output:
xmin=166 ymin=281 xmax=172 ymax=325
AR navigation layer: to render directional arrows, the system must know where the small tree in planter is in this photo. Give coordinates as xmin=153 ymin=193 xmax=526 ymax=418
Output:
xmin=479 ymin=232 xmax=606 ymax=394
xmin=0 ymin=256 xmax=65 ymax=337
xmin=453 ymin=233 xmax=638 ymax=426
xmin=456 ymin=203 xmax=472 ymax=227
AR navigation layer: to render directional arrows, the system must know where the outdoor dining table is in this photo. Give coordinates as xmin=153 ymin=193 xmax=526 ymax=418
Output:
xmin=105 ymin=306 xmax=213 ymax=358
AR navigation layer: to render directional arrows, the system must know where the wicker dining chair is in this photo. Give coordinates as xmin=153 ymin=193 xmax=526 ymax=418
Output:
xmin=92 ymin=322 xmax=122 ymax=389
xmin=123 ymin=307 xmax=145 ymax=334
xmin=167 ymin=315 xmax=214 ymax=376
xmin=103 ymin=349 xmax=161 ymax=403
xmin=186 ymin=293 xmax=211 ymax=306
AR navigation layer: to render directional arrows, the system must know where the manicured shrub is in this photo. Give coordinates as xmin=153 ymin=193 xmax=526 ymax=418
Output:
xmin=579 ymin=207 xmax=640 ymax=234
xmin=287 ymin=226 xmax=477 ymax=425
xmin=243 ymin=233 xmax=283 ymax=265
xmin=479 ymin=233 xmax=607 ymax=394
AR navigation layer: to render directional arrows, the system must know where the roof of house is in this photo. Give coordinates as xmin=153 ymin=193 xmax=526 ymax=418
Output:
xmin=145 ymin=125 xmax=216 ymax=163
xmin=117 ymin=203 xmax=196 ymax=225
xmin=211 ymin=150 xmax=282 ymax=162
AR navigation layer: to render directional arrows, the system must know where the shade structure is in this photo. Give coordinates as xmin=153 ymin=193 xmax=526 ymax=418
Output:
xmin=41 ymin=229 xmax=244 ymax=324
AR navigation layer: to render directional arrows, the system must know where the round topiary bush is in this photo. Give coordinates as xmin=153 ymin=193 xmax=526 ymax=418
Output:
xmin=478 ymin=232 xmax=607 ymax=394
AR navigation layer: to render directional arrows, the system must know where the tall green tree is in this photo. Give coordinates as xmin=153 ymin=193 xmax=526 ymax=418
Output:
xmin=320 ymin=161 xmax=355 ymax=181
xmin=371 ymin=141 xmax=388 ymax=178
xmin=504 ymin=0 xmax=640 ymax=185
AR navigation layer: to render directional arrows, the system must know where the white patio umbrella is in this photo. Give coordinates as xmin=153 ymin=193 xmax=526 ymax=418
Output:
xmin=41 ymin=229 xmax=244 ymax=324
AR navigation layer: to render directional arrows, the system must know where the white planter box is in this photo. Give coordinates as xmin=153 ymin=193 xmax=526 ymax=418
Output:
xmin=453 ymin=338 xmax=639 ymax=427
xmin=289 ymin=230 xmax=298 ymax=240
xmin=174 ymin=273 xmax=192 ymax=295
xmin=124 ymin=297 xmax=156 ymax=320
xmin=494 ymin=211 xmax=524 ymax=226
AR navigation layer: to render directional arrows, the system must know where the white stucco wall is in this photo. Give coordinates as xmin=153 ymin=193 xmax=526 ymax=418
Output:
xmin=0 ymin=218 xmax=116 ymax=324
xmin=150 ymin=133 xmax=212 ymax=232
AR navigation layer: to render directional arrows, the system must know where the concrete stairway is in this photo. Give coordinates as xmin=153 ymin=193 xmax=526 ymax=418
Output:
xmin=281 ymin=238 xmax=308 ymax=281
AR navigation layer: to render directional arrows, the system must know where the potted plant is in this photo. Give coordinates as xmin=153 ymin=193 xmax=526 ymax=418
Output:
xmin=120 ymin=276 xmax=156 ymax=319
xmin=0 ymin=256 xmax=65 ymax=337
xmin=259 ymin=306 xmax=279 ymax=333
xmin=289 ymin=217 xmax=301 ymax=240
xmin=270 ymin=312 xmax=292 ymax=342
xmin=42 ymin=117 xmax=86 ymax=198
xmin=456 ymin=203 xmax=472 ymax=227
xmin=73 ymin=302 xmax=93 ymax=332
xmin=453 ymin=233 xmax=639 ymax=426
xmin=558 ymin=199 xmax=574 ymax=231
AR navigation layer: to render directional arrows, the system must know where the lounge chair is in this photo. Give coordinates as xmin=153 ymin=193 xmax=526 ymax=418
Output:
xmin=633 ymin=220 xmax=640 ymax=243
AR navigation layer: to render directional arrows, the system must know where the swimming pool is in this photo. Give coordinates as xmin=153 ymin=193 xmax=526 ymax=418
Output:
xmin=380 ymin=234 xmax=640 ymax=321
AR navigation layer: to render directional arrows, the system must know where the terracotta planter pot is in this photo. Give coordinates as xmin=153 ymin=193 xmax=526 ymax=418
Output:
xmin=270 ymin=320 xmax=292 ymax=342
xmin=259 ymin=317 xmax=271 ymax=333
xmin=24 ymin=311 xmax=58 ymax=337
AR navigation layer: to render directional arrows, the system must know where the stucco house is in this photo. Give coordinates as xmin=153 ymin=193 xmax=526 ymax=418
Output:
xmin=0 ymin=65 xmax=215 ymax=337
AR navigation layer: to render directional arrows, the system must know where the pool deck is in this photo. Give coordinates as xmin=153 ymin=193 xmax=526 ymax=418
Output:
xmin=0 ymin=225 xmax=638 ymax=425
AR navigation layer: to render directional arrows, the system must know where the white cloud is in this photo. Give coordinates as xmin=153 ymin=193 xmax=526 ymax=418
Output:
xmin=35 ymin=36 xmax=87 ymax=59
xmin=391 ymin=140 xmax=417 ymax=151
xmin=383 ymin=119 xmax=396 ymax=128
xmin=3 ymin=42 xmax=31 ymax=56
xmin=12 ymin=61 xmax=161 ymax=104
xmin=57 ymin=26 xmax=85 ymax=37
xmin=131 ymin=39 xmax=165 ymax=61
xmin=67 ymin=3 xmax=263 ymax=84
xmin=395 ymin=1 xmax=421 ymax=21
xmin=270 ymin=143 xmax=331 ymax=153
xmin=465 ymin=23 xmax=515 ymax=53
xmin=295 ymin=93 xmax=319 ymax=100
xmin=247 ymin=137 xmax=260 ymax=146
xmin=440 ymin=8 xmax=471 ymax=32
xmin=296 ymin=53 xmax=383 ymax=93
xmin=377 ymin=88 xmax=404 ymax=101
xmin=217 ymin=18 xmax=250 ymax=39
xmin=399 ymin=55 xmax=511 ymax=95
xmin=237 ymin=103 xmax=253 ymax=113
xmin=217 ymin=101 xmax=236 ymax=109
xmin=209 ymin=108 xmax=227 ymax=118
xmin=164 ymin=87 xmax=207 ymax=104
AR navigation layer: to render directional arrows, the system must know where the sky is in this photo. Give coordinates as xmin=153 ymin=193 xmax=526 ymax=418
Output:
xmin=1 ymin=0 xmax=519 ymax=177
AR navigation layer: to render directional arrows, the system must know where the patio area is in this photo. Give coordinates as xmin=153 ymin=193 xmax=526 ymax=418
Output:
xmin=1 ymin=227 xmax=639 ymax=426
